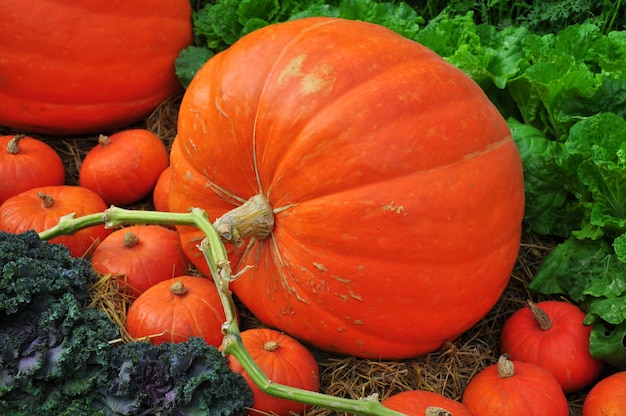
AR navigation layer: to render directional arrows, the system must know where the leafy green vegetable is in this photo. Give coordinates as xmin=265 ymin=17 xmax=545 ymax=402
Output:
xmin=0 ymin=231 xmax=252 ymax=414
xmin=0 ymin=231 xmax=118 ymax=414
xmin=508 ymin=118 xmax=582 ymax=237
xmin=100 ymin=337 xmax=252 ymax=415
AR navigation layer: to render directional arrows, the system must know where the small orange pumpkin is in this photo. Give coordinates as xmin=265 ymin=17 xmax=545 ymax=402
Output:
xmin=79 ymin=129 xmax=169 ymax=206
xmin=224 ymin=328 xmax=320 ymax=416
xmin=125 ymin=276 xmax=227 ymax=346
xmin=461 ymin=355 xmax=568 ymax=416
xmin=0 ymin=185 xmax=111 ymax=256
xmin=582 ymin=371 xmax=626 ymax=416
xmin=382 ymin=390 xmax=472 ymax=415
xmin=90 ymin=224 xmax=188 ymax=297
xmin=500 ymin=300 xmax=604 ymax=393
xmin=0 ymin=134 xmax=65 ymax=204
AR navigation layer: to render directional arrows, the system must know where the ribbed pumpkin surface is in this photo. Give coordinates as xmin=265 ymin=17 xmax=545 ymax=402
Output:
xmin=169 ymin=17 xmax=525 ymax=359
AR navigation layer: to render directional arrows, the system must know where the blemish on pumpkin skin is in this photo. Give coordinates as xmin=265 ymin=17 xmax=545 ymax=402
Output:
xmin=276 ymin=54 xmax=335 ymax=95
xmin=382 ymin=201 xmax=406 ymax=215
xmin=349 ymin=291 xmax=362 ymax=302
xmin=279 ymin=306 xmax=295 ymax=315
xmin=192 ymin=112 xmax=207 ymax=136
xmin=331 ymin=275 xmax=352 ymax=284
xmin=214 ymin=97 xmax=230 ymax=119
xmin=312 ymin=262 xmax=327 ymax=271
xmin=300 ymin=64 xmax=334 ymax=95
xmin=277 ymin=54 xmax=306 ymax=86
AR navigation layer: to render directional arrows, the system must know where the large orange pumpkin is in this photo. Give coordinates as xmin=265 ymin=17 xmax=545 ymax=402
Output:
xmin=0 ymin=0 xmax=192 ymax=135
xmin=169 ymin=17 xmax=525 ymax=359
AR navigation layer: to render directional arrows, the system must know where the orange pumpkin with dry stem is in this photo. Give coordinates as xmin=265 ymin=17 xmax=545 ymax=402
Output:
xmin=462 ymin=355 xmax=568 ymax=415
xmin=169 ymin=17 xmax=525 ymax=359
xmin=0 ymin=185 xmax=111 ymax=257
xmin=90 ymin=224 xmax=188 ymax=297
xmin=500 ymin=300 xmax=604 ymax=393
xmin=0 ymin=134 xmax=65 ymax=204
xmin=125 ymin=276 xmax=227 ymax=346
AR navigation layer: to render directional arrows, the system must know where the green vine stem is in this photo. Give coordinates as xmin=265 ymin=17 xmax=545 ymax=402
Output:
xmin=38 ymin=206 xmax=405 ymax=416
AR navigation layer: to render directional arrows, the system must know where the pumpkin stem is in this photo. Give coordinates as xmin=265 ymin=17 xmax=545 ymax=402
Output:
xmin=497 ymin=354 xmax=515 ymax=378
xmin=37 ymin=192 xmax=55 ymax=208
xmin=170 ymin=280 xmax=187 ymax=296
xmin=264 ymin=340 xmax=280 ymax=352
xmin=98 ymin=134 xmax=112 ymax=146
xmin=6 ymin=134 xmax=25 ymax=154
xmin=527 ymin=299 xmax=552 ymax=330
xmin=213 ymin=194 xmax=274 ymax=247
xmin=123 ymin=231 xmax=140 ymax=249
xmin=425 ymin=407 xmax=452 ymax=416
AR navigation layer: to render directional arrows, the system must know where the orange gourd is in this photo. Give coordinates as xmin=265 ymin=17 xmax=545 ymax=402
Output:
xmin=125 ymin=276 xmax=227 ymax=346
xmin=500 ymin=300 xmax=604 ymax=393
xmin=169 ymin=17 xmax=525 ymax=359
xmin=0 ymin=1 xmax=193 ymax=135
xmin=224 ymin=328 xmax=320 ymax=416
xmin=382 ymin=390 xmax=472 ymax=415
xmin=90 ymin=224 xmax=188 ymax=297
xmin=79 ymin=129 xmax=169 ymax=206
xmin=152 ymin=166 xmax=171 ymax=212
xmin=0 ymin=134 xmax=65 ymax=203
xmin=583 ymin=371 xmax=626 ymax=416
xmin=461 ymin=355 xmax=568 ymax=415
xmin=0 ymin=185 xmax=111 ymax=256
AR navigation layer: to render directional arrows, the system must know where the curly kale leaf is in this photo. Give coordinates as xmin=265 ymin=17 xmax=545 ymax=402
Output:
xmin=100 ymin=337 xmax=252 ymax=416
xmin=0 ymin=230 xmax=97 ymax=315
xmin=0 ymin=292 xmax=118 ymax=415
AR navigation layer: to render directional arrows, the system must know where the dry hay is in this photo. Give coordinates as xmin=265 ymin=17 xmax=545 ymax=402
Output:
xmin=2 ymin=95 xmax=595 ymax=415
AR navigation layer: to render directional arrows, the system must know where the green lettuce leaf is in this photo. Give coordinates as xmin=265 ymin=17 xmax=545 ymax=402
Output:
xmin=508 ymin=23 xmax=626 ymax=139
xmin=589 ymin=322 xmax=626 ymax=368
xmin=562 ymin=114 xmax=626 ymax=240
xmin=508 ymin=118 xmax=582 ymax=236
